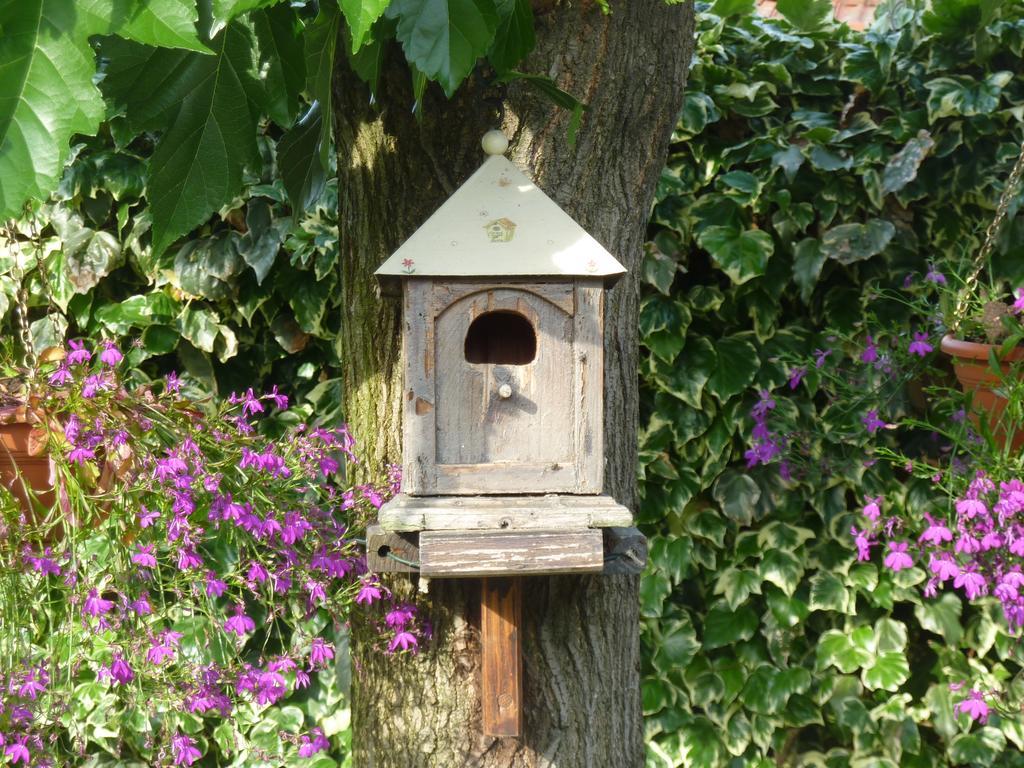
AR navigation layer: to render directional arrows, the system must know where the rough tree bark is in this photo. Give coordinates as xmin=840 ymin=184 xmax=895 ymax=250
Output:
xmin=335 ymin=3 xmax=695 ymax=765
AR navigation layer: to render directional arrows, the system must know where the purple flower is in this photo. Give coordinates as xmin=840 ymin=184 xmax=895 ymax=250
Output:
xmin=234 ymin=388 xmax=264 ymax=418
xmin=386 ymin=605 xmax=416 ymax=629
xmin=389 ymin=630 xmax=419 ymax=653
xmin=862 ymin=496 xmax=882 ymax=523
xmin=356 ymin=578 xmax=383 ymax=606
xmin=84 ymin=588 xmax=113 ymax=618
xmin=266 ymin=385 xmax=289 ymax=410
xmin=177 ymin=547 xmax=203 ymax=571
xmin=860 ymin=336 xmax=878 ymax=364
xmin=956 ymin=498 xmax=987 ymax=519
xmin=68 ymin=446 xmax=96 ymax=465
xmin=224 ymin=605 xmax=256 ymax=637
xmin=247 ymin=561 xmax=270 ymax=584
xmin=883 ymin=541 xmax=913 ymax=572
xmin=862 ymin=410 xmax=886 ymax=434
xmin=787 ymin=366 xmax=806 ymax=390
xmin=165 ymin=371 xmax=182 ymax=394
xmin=99 ymin=340 xmax=123 ymax=366
xmin=130 ymin=593 xmax=152 ymax=616
xmin=955 ymin=690 xmax=989 ymax=723
xmin=919 ymin=517 xmax=953 ymax=546
xmin=309 ymin=638 xmax=335 ymax=668
xmin=954 ymin=569 xmax=988 ymax=599
xmin=132 ymin=544 xmax=157 ymax=569
xmin=66 ymin=340 xmax=91 ymax=365
xmin=171 ymin=733 xmax=202 ymax=766
xmin=851 ymin=527 xmax=873 ymax=561
xmin=138 ymin=506 xmax=159 ymax=528
xmin=925 ymin=265 xmax=947 ymax=285
xmin=48 ymin=363 xmax=73 ymax=386
xmin=814 ymin=348 xmax=831 ymax=368
xmin=1012 ymin=287 xmax=1024 ymax=314
xmin=205 ymin=571 xmax=227 ymax=598
xmin=4 ymin=738 xmax=30 ymax=765
xmin=298 ymin=728 xmax=330 ymax=757
xmin=107 ymin=653 xmax=134 ymax=685
xmin=908 ymin=332 xmax=933 ymax=357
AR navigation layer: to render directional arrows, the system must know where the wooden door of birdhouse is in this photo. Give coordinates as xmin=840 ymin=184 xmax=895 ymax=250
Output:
xmin=398 ymin=277 xmax=604 ymax=495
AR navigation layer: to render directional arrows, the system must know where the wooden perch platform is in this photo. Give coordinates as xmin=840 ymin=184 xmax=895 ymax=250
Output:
xmin=367 ymin=524 xmax=647 ymax=578
xmin=378 ymin=493 xmax=633 ymax=532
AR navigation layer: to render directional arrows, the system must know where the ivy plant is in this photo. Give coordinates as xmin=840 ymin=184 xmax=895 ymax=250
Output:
xmin=640 ymin=2 xmax=1024 ymax=766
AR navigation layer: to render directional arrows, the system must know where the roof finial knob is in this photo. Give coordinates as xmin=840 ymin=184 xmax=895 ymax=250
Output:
xmin=482 ymin=130 xmax=509 ymax=156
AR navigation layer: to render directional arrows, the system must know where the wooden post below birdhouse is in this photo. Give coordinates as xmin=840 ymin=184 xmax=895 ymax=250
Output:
xmin=371 ymin=131 xmax=644 ymax=738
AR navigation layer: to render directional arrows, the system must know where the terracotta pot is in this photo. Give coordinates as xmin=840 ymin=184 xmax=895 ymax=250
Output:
xmin=940 ymin=335 xmax=1024 ymax=451
xmin=0 ymin=411 xmax=54 ymax=514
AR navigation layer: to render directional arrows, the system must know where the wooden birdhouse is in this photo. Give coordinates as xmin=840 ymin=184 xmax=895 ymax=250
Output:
xmin=376 ymin=131 xmax=630 ymax=513
xmin=369 ymin=132 xmax=646 ymax=738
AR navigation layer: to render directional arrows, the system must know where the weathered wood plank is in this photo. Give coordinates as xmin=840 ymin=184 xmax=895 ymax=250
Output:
xmin=402 ymin=279 xmax=436 ymax=494
xmin=573 ymin=279 xmax=604 ymax=494
xmin=432 ymin=280 xmax=575 ymax=316
xmin=602 ymin=527 xmax=648 ymax=575
xmin=378 ymin=494 xmax=633 ymax=532
xmin=481 ymin=577 xmax=523 ymax=738
xmin=366 ymin=524 xmax=421 ymax=574
xmin=419 ymin=528 xmax=603 ymax=577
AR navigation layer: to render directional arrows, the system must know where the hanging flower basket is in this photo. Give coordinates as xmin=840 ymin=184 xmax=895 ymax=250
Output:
xmin=940 ymin=334 xmax=1024 ymax=450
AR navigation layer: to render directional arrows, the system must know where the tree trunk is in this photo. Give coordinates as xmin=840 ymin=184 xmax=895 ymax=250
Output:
xmin=335 ymin=3 xmax=695 ymax=765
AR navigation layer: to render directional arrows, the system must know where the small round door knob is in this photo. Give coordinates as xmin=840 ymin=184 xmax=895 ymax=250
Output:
xmin=498 ymin=384 xmax=513 ymax=399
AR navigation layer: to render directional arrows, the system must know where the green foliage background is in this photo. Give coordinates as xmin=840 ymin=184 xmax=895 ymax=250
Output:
xmin=6 ymin=0 xmax=1024 ymax=765
xmin=638 ymin=2 xmax=1024 ymax=766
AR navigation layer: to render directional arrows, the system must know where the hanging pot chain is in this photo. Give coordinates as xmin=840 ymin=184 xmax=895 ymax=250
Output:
xmin=4 ymin=220 xmax=38 ymax=375
xmin=951 ymin=138 xmax=1024 ymax=332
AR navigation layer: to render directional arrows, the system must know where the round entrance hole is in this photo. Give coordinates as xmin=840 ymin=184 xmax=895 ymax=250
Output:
xmin=464 ymin=311 xmax=537 ymax=365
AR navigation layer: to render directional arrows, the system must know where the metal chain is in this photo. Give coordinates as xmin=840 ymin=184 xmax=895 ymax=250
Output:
xmin=3 ymin=221 xmax=37 ymax=374
xmin=951 ymin=139 xmax=1024 ymax=332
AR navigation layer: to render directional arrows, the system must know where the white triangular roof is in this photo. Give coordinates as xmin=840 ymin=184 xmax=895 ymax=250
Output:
xmin=375 ymin=155 xmax=626 ymax=287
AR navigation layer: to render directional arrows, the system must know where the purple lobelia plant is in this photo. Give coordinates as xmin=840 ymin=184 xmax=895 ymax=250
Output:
xmin=0 ymin=340 xmax=427 ymax=765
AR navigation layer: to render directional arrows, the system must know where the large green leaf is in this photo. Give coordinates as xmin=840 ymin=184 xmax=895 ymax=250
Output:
xmin=388 ymin=0 xmax=499 ymax=97
xmin=861 ymin=651 xmax=909 ymax=691
xmin=706 ymin=334 xmax=760 ymax=401
xmin=105 ymin=0 xmax=208 ymax=51
xmin=655 ymin=336 xmax=716 ymax=408
xmin=808 ymin=571 xmax=852 ymax=614
xmin=212 ymin=0 xmax=284 ymax=29
xmin=881 ymin=131 xmax=934 ymax=196
xmin=712 ymin=470 xmax=761 ymax=526
xmin=144 ymin=24 xmax=262 ymax=256
xmin=775 ymin=0 xmax=833 ymax=32
xmin=340 ymin=0 xmax=391 ymax=53
xmin=925 ymin=72 xmax=1013 ymax=122
xmin=792 ymin=237 xmax=825 ymax=303
xmin=681 ymin=717 xmax=726 ymax=768
xmin=488 ymin=0 xmax=534 ymax=72
xmin=278 ymin=104 xmax=327 ymax=214
xmin=697 ymin=225 xmax=774 ymax=285
xmin=703 ymin=604 xmax=759 ymax=649
xmin=305 ymin=3 xmax=340 ymax=169
xmin=714 ymin=567 xmax=763 ymax=610
xmin=948 ymin=729 xmax=1008 ymax=766
xmin=0 ymin=1 xmax=105 ymax=218
xmin=816 ymin=628 xmax=872 ymax=674
xmin=914 ymin=592 xmax=963 ymax=645
xmin=252 ymin=4 xmax=305 ymax=127
xmin=820 ymin=219 xmax=895 ymax=265
xmin=758 ymin=549 xmax=804 ymax=596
